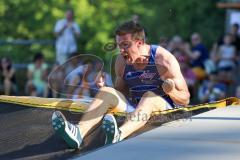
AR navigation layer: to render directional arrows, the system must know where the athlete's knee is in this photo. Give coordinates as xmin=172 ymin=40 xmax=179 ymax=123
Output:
xmin=98 ymin=86 xmax=115 ymax=93
xmin=97 ymin=86 xmax=119 ymax=101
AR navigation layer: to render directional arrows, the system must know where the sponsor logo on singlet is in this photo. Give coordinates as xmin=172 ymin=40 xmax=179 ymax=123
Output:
xmin=138 ymin=70 xmax=156 ymax=80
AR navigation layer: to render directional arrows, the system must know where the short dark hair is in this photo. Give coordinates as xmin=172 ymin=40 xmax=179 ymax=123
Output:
xmin=33 ymin=52 xmax=44 ymax=62
xmin=0 ymin=57 xmax=12 ymax=71
xmin=233 ymin=23 xmax=239 ymax=29
xmin=115 ymin=21 xmax=145 ymax=41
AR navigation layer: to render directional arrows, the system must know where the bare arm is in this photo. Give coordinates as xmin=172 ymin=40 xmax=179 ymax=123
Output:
xmin=183 ymin=43 xmax=200 ymax=60
xmin=54 ymin=25 xmax=67 ymax=37
xmin=73 ymin=27 xmax=80 ymax=38
xmin=54 ymin=22 xmax=80 ymax=38
xmin=114 ymin=55 xmax=129 ymax=97
xmin=155 ymin=47 xmax=190 ymax=105
xmin=42 ymin=67 xmax=48 ymax=81
xmin=3 ymin=68 xmax=15 ymax=80
xmin=27 ymin=69 xmax=33 ymax=80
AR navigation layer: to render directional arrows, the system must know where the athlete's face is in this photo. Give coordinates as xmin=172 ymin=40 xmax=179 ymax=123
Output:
xmin=116 ymin=34 xmax=143 ymax=64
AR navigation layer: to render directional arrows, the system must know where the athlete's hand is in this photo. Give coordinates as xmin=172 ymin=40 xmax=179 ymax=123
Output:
xmin=162 ymin=79 xmax=175 ymax=94
xmin=96 ymin=72 xmax=105 ymax=88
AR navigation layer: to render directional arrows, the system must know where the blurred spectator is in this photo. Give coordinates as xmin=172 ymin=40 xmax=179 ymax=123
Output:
xmin=76 ymin=62 xmax=95 ymax=97
xmin=181 ymin=62 xmax=196 ymax=87
xmin=54 ymin=8 xmax=81 ymax=64
xmin=218 ymin=23 xmax=240 ymax=62
xmin=71 ymin=60 xmax=113 ymax=99
xmin=217 ymin=33 xmax=237 ymax=69
xmin=64 ymin=55 xmax=84 ymax=98
xmin=204 ymin=43 xmax=218 ymax=74
xmin=185 ymin=33 xmax=209 ymax=80
xmin=172 ymin=48 xmax=188 ymax=64
xmin=190 ymin=33 xmax=209 ymax=67
xmin=103 ymin=72 xmax=113 ymax=87
xmin=198 ymin=70 xmax=226 ymax=103
xmin=64 ymin=54 xmax=84 ymax=84
xmin=230 ymin=23 xmax=240 ymax=54
xmin=0 ymin=57 xmax=17 ymax=95
xmin=70 ymin=71 xmax=84 ymax=99
xmin=26 ymin=53 xmax=48 ymax=97
xmin=48 ymin=62 xmax=64 ymax=98
xmin=217 ymin=33 xmax=237 ymax=84
xmin=168 ymin=35 xmax=183 ymax=52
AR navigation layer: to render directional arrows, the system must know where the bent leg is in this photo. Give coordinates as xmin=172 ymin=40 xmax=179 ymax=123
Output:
xmin=119 ymin=91 xmax=170 ymax=140
xmin=52 ymin=86 xmax=128 ymax=148
xmin=26 ymin=81 xmax=37 ymax=96
xmin=78 ymin=86 xmax=128 ymax=138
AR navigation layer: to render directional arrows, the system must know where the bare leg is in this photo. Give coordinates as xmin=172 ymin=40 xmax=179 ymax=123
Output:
xmin=26 ymin=81 xmax=37 ymax=96
xmin=119 ymin=91 xmax=169 ymax=140
xmin=78 ymin=87 xmax=128 ymax=138
xmin=4 ymin=79 xmax=12 ymax=95
xmin=43 ymin=84 xmax=49 ymax=97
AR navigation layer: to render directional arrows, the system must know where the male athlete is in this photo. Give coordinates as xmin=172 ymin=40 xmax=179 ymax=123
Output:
xmin=52 ymin=21 xmax=190 ymax=148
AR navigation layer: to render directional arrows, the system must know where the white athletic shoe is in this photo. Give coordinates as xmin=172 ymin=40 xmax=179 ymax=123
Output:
xmin=102 ymin=114 xmax=121 ymax=145
xmin=52 ymin=111 xmax=83 ymax=149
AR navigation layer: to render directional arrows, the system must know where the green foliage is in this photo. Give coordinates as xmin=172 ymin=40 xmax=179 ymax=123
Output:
xmin=141 ymin=0 xmax=225 ymax=46
xmin=0 ymin=0 xmax=225 ymax=65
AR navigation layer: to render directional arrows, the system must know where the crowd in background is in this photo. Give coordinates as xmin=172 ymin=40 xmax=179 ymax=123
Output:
xmin=0 ymin=10 xmax=240 ymax=104
xmin=159 ymin=23 xmax=240 ymax=103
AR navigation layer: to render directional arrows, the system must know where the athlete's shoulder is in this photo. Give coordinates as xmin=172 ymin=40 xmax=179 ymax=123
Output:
xmin=155 ymin=46 xmax=171 ymax=58
xmin=155 ymin=46 xmax=177 ymax=64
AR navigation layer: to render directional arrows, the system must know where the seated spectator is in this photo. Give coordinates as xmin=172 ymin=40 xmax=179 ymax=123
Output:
xmin=48 ymin=62 xmax=64 ymax=98
xmin=76 ymin=62 xmax=95 ymax=97
xmin=167 ymin=35 xmax=183 ymax=52
xmin=64 ymin=54 xmax=83 ymax=86
xmin=230 ymin=23 xmax=240 ymax=55
xmin=26 ymin=53 xmax=48 ymax=97
xmin=185 ymin=33 xmax=209 ymax=80
xmin=217 ymin=33 xmax=237 ymax=84
xmin=217 ymin=33 xmax=237 ymax=69
xmin=64 ymin=55 xmax=84 ymax=98
xmin=218 ymin=23 xmax=240 ymax=64
xmin=0 ymin=57 xmax=17 ymax=95
xmin=204 ymin=43 xmax=218 ymax=75
xmin=71 ymin=60 xmax=113 ymax=99
xmin=172 ymin=48 xmax=189 ymax=62
xmin=198 ymin=70 xmax=226 ymax=103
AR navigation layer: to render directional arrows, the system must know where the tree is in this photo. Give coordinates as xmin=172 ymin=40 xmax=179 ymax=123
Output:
xmin=0 ymin=0 xmax=225 ymax=65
